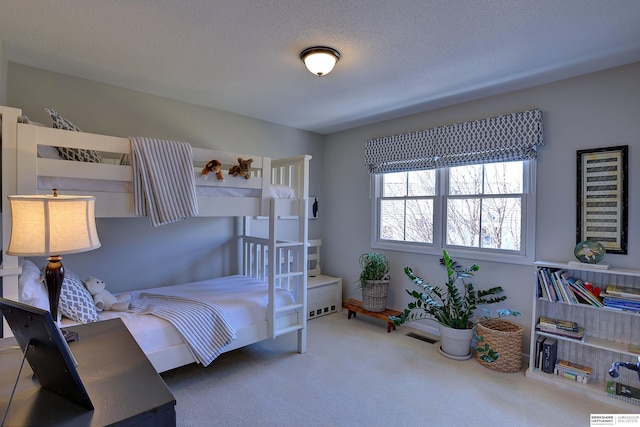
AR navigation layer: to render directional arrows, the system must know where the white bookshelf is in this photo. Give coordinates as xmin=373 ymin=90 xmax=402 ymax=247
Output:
xmin=527 ymin=261 xmax=640 ymax=410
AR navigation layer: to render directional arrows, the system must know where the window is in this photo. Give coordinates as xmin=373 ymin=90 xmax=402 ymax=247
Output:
xmin=365 ymin=109 xmax=542 ymax=263
xmin=374 ymin=160 xmax=535 ymax=262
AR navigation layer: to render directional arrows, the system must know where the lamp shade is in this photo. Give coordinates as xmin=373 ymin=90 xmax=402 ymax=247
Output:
xmin=7 ymin=195 xmax=101 ymax=256
xmin=300 ymin=47 xmax=340 ymax=77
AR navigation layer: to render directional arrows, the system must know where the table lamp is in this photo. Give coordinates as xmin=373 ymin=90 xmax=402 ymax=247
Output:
xmin=6 ymin=192 xmax=101 ymax=325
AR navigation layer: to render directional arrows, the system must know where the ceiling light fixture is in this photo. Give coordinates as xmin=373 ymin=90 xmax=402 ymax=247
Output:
xmin=300 ymin=46 xmax=340 ymax=77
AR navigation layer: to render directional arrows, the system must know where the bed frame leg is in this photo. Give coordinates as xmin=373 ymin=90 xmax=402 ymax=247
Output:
xmin=297 ymin=328 xmax=307 ymax=354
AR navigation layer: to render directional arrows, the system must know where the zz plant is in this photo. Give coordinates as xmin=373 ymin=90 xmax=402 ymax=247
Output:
xmin=392 ymin=250 xmax=511 ymax=329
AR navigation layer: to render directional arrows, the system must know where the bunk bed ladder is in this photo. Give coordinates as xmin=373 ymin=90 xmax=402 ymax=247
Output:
xmin=267 ymin=197 xmax=307 ymax=353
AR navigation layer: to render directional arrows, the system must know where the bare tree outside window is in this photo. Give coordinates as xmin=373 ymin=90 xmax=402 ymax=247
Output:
xmin=377 ymin=161 xmax=524 ymax=253
xmin=381 ymin=171 xmax=435 ymax=243
xmin=447 ymin=162 xmax=523 ymax=250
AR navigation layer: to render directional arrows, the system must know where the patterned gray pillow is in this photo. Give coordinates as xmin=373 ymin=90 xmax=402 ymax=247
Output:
xmin=59 ymin=269 xmax=99 ymax=323
xmin=45 ymin=108 xmax=103 ymax=163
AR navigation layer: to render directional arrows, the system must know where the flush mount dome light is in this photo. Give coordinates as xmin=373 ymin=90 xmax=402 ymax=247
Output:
xmin=300 ymin=46 xmax=340 ymax=77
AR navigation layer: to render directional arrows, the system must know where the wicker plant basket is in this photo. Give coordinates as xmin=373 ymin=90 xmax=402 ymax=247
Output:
xmin=476 ymin=318 xmax=524 ymax=373
xmin=361 ymin=278 xmax=390 ymax=312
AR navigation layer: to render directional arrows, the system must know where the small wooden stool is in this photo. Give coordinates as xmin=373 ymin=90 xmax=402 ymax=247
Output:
xmin=342 ymin=298 xmax=402 ymax=333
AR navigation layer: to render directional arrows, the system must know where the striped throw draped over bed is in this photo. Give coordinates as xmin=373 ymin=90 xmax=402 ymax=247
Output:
xmin=129 ymin=136 xmax=199 ymax=227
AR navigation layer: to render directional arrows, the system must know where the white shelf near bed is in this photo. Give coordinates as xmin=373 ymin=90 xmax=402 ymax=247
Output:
xmin=307 ymin=275 xmax=342 ymax=319
xmin=306 ymin=239 xmax=342 ymax=319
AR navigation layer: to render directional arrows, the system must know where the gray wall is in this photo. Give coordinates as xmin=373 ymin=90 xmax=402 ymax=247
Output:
xmin=6 ymin=63 xmax=324 ymax=292
xmin=322 ymin=62 xmax=640 ymax=348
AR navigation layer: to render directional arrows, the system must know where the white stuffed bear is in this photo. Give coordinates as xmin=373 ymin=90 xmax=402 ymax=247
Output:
xmin=83 ymin=277 xmax=131 ymax=312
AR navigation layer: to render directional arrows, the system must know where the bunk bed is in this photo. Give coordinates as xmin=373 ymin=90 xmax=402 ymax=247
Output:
xmin=0 ymin=105 xmax=310 ymax=372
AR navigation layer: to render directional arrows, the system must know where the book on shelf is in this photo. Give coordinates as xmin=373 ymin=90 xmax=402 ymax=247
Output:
xmin=554 ymin=367 xmax=589 ymax=383
xmin=566 ymin=277 xmax=604 ymax=307
xmin=602 ymin=297 xmax=640 ymax=313
xmin=546 ymin=268 xmax=565 ymax=303
xmin=537 ymin=324 xmax=586 ymax=340
xmin=554 ymin=359 xmax=592 ymax=383
xmin=537 ymin=269 xmax=550 ymax=301
xmin=535 ymin=336 xmax=546 ymax=370
xmin=558 ymin=271 xmax=579 ymax=304
xmin=606 ymin=381 xmax=640 ymax=407
xmin=539 ymin=268 xmax=557 ymax=302
xmin=542 ymin=338 xmax=557 ymax=374
xmin=538 ymin=316 xmax=578 ymax=332
xmin=603 ymin=284 xmax=640 ymax=301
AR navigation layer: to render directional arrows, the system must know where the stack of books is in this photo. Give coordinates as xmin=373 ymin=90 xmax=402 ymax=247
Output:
xmin=534 ymin=336 xmax=558 ymax=374
xmin=601 ymin=284 xmax=640 ymax=313
xmin=536 ymin=316 xmax=586 ymax=340
xmin=536 ymin=267 xmax=603 ymax=307
xmin=554 ymin=359 xmax=592 ymax=383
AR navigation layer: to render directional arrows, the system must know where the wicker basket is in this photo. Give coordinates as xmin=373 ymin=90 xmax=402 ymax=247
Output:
xmin=361 ymin=279 xmax=390 ymax=312
xmin=475 ymin=319 xmax=524 ymax=373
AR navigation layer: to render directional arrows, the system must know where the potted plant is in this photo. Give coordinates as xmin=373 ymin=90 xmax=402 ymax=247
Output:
xmin=357 ymin=252 xmax=390 ymax=312
xmin=392 ymin=250 xmax=517 ymax=360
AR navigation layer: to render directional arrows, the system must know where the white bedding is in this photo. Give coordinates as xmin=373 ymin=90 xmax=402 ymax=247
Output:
xmin=38 ymin=177 xmax=296 ymax=198
xmin=62 ymin=275 xmax=295 ymax=357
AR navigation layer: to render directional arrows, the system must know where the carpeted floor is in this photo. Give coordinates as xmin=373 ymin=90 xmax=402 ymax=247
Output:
xmin=161 ymin=311 xmax=628 ymax=427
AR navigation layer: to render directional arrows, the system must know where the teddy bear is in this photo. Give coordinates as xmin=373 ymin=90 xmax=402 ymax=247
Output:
xmin=84 ymin=276 xmax=131 ymax=312
xmin=229 ymin=157 xmax=253 ymax=179
xmin=201 ymin=159 xmax=225 ymax=181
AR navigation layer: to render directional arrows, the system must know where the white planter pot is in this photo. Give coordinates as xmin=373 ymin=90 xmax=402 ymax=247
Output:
xmin=438 ymin=324 xmax=473 ymax=360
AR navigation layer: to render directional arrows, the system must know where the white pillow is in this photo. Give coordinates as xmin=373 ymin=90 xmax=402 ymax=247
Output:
xmin=18 ymin=259 xmax=50 ymax=311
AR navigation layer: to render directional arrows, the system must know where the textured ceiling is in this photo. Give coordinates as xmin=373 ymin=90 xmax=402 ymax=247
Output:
xmin=1 ymin=1 xmax=639 ymax=134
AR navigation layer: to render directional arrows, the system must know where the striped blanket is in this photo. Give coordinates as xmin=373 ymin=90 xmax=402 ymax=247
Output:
xmin=130 ymin=136 xmax=198 ymax=227
xmin=129 ymin=293 xmax=237 ymax=366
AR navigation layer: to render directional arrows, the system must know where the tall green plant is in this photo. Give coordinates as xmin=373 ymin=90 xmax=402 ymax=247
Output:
xmin=392 ymin=250 xmax=507 ymax=329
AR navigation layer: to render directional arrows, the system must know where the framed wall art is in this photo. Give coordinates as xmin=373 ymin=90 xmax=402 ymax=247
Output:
xmin=576 ymin=145 xmax=628 ymax=254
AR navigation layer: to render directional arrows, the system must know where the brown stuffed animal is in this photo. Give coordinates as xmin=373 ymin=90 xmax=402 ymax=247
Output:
xmin=229 ymin=157 xmax=253 ymax=179
xmin=201 ymin=159 xmax=225 ymax=181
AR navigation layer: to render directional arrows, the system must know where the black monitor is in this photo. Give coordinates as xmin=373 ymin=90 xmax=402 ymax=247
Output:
xmin=0 ymin=297 xmax=93 ymax=410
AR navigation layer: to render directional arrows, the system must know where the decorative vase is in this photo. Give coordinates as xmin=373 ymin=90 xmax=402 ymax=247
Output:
xmin=475 ymin=319 xmax=524 ymax=372
xmin=438 ymin=324 xmax=473 ymax=360
xmin=361 ymin=275 xmax=390 ymax=312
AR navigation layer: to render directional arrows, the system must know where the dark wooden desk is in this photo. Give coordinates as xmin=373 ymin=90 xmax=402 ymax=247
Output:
xmin=0 ymin=318 xmax=176 ymax=426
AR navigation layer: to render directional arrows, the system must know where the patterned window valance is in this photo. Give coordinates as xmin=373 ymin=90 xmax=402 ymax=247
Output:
xmin=365 ymin=109 xmax=544 ymax=174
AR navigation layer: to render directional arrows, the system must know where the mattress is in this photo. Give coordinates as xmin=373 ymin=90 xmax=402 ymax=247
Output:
xmin=62 ymin=275 xmax=295 ymax=355
xmin=38 ymin=176 xmax=296 ymax=198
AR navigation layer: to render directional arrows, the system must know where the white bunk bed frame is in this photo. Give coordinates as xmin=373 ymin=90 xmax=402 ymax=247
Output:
xmin=0 ymin=105 xmax=310 ymax=372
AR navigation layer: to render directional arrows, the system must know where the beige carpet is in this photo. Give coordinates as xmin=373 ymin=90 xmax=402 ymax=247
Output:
xmin=161 ymin=311 xmax=627 ymax=427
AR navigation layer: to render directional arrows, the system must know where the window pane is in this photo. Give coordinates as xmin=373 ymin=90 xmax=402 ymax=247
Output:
xmin=449 ymin=165 xmax=482 ymax=195
xmin=382 ymin=172 xmax=407 ymax=197
xmin=446 ymin=198 xmax=480 ymax=247
xmin=484 ymin=161 xmax=523 ymax=194
xmin=405 ymin=199 xmax=433 ymax=243
xmin=481 ymin=197 xmax=522 ymax=250
xmin=407 ymin=170 xmax=436 ymax=196
xmin=380 ymin=199 xmax=433 ymax=243
xmin=380 ymin=200 xmax=405 ymax=240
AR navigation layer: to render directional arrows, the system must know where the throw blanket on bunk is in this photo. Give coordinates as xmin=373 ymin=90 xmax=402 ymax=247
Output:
xmin=129 ymin=293 xmax=237 ymax=366
xmin=130 ymin=136 xmax=198 ymax=227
